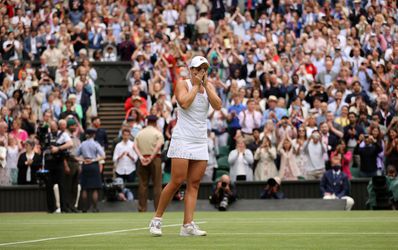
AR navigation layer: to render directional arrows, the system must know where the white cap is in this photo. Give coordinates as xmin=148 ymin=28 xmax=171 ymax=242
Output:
xmin=273 ymin=177 xmax=281 ymax=185
xmin=189 ymin=56 xmax=210 ymax=68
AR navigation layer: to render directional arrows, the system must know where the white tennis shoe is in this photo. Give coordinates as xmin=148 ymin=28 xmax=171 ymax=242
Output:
xmin=149 ymin=218 xmax=162 ymax=236
xmin=180 ymin=222 xmax=207 ymax=236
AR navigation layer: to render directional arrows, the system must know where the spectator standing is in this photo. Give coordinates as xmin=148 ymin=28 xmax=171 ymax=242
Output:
xmin=238 ymin=99 xmax=262 ymax=145
xmin=278 ymin=134 xmax=301 ymax=180
xmin=226 ymin=95 xmax=245 ymax=149
xmin=6 ymin=135 xmax=19 ymax=184
xmin=261 ymin=95 xmax=288 ymax=125
xmin=64 ymin=118 xmax=82 ymax=213
xmin=77 ymin=128 xmax=105 ymax=213
xmin=113 ymin=129 xmax=138 ymax=183
xmin=134 ymin=115 xmax=164 ymax=212
xmin=293 ymin=125 xmax=309 ymax=178
xmin=331 ymin=140 xmax=353 ymax=180
xmin=354 ymin=134 xmax=383 ymax=177
xmin=228 ymin=138 xmax=254 ymax=181
xmin=385 ymin=129 xmax=398 ymax=172
xmin=254 ymin=136 xmax=278 ymax=181
xmin=0 ymin=141 xmax=8 ymax=185
xmin=304 ymin=130 xmax=327 ymax=180
xmin=17 ymin=140 xmax=41 ymax=185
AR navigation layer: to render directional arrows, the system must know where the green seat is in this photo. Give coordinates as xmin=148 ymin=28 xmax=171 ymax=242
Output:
xmin=217 ymin=156 xmax=229 ymax=170
xmin=350 ymin=167 xmax=360 ymax=178
xmin=218 ymin=146 xmax=230 ymax=158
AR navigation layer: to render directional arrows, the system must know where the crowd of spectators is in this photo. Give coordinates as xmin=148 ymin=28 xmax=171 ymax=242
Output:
xmin=0 ymin=0 xmax=397 ymax=195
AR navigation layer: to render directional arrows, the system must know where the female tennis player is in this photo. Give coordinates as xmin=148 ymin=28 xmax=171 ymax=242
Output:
xmin=149 ymin=56 xmax=222 ymax=236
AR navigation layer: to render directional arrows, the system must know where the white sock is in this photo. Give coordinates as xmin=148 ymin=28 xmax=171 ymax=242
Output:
xmin=153 ymin=217 xmax=162 ymax=221
xmin=53 ymin=184 xmax=60 ymax=209
xmin=74 ymin=184 xmax=81 ymax=208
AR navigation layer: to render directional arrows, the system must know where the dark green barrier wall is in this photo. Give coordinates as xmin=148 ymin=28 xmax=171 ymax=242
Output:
xmin=91 ymin=62 xmax=132 ymax=98
xmin=0 ymin=180 xmax=370 ymax=212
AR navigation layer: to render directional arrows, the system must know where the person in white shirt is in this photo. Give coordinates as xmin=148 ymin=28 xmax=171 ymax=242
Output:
xmin=228 ymin=138 xmax=254 ymax=181
xmin=304 ymin=130 xmax=327 ymax=180
xmin=239 ymin=99 xmax=262 ymax=145
xmin=113 ymin=129 xmax=138 ymax=183
xmin=162 ymin=4 xmax=179 ymax=27
xmin=349 ymin=47 xmax=365 ymax=75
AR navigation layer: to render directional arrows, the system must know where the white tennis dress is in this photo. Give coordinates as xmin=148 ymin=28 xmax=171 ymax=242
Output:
xmin=167 ymin=79 xmax=209 ymax=160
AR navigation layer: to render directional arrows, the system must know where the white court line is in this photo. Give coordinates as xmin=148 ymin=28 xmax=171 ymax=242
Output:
xmin=0 ymin=222 xmax=206 ymax=247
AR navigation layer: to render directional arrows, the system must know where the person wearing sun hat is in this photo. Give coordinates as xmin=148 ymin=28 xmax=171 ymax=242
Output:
xmin=261 ymin=95 xmax=288 ymax=126
xmin=148 ymin=55 xmax=222 ymax=237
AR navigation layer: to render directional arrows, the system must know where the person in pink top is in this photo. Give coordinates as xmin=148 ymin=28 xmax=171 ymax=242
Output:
xmin=330 ymin=140 xmax=353 ymax=180
xmin=10 ymin=119 xmax=28 ymax=145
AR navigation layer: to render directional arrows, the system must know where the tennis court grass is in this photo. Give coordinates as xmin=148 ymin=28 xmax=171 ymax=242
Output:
xmin=0 ymin=211 xmax=397 ymax=249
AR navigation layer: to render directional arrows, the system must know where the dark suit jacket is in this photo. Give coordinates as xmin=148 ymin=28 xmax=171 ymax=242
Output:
xmin=95 ymin=128 xmax=108 ymax=150
xmin=343 ymin=124 xmax=365 ymax=144
xmin=375 ymin=110 xmax=394 ymax=128
xmin=354 ymin=142 xmax=383 ymax=173
xmin=326 ymin=133 xmax=339 ymax=154
xmin=70 ymin=87 xmax=92 ymax=113
xmin=17 ymin=153 xmax=42 ymax=185
xmin=320 ymin=170 xmax=350 ymax=198
xmin=344 ymin=91 xmax=374 ymax=108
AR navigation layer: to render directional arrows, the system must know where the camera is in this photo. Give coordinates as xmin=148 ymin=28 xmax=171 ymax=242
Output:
xmin=219 ymin=196 xmax=229 ymax=211
xmin=36 ymin=169 xmax=49 ymax=187
xmin=221 ymin=182 xmax=227 ymax=188
xmin=37 ymin=125 xmax=69 ymax=161
xmin=267 ymin=178 xmax=277 ymax=187
xmin=104 ymin=178 xmax=124 ymax=202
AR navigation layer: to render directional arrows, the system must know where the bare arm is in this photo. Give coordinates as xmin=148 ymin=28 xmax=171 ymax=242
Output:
xmin=203 ymin=74 xmax=222 ymax=110
xmin=175 ymin=79 xmax=200 ymax=109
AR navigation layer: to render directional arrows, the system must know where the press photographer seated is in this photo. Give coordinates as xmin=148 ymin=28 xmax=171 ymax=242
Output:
xmin=104 ymin=178 xmax=134 ymax=202
xmin=209 ymin=175 xmax=237 ymax=211
xmin=260 ymin=177 xmax=284 ymax=199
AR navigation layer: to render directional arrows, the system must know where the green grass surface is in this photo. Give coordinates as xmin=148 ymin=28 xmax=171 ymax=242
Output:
xmin=0 ymin=211 xmax=397 ymax=249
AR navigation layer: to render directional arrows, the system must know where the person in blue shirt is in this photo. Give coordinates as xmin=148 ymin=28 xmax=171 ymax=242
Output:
xmin=77 ymin=128 xmax=105 ymax=212
xmin=261 ymin=95 xmax=287 ymax=126
xmin=320 ymin=154 xmax=355 ymax=210
xmin=227 ymin=95 xmax=246 ymax=149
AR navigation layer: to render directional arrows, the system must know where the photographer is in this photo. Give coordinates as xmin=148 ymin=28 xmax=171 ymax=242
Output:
xmin=260 ymin=177 xmax=284 ymax=199
xmin=41 ymin=120 xmax=73 ymax=213
xmin=209 ymin=175 xmax=237 ymax=211
xmin=104 ymin=178 xmax=134 ymax=202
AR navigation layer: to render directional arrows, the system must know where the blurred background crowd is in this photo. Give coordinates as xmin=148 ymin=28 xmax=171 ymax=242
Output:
xmin=0 ymin=0 xmax=397 ymax=190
